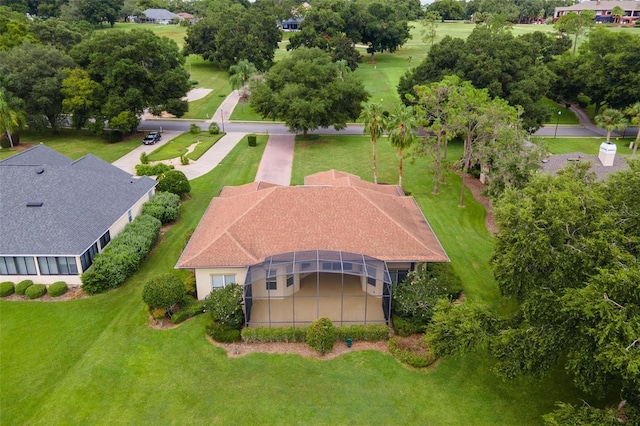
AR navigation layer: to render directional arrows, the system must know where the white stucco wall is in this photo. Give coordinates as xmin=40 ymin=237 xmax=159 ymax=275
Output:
xmin=195 ymin=267 xmax=248 ymax=300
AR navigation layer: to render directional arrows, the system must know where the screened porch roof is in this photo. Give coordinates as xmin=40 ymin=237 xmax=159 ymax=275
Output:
xmin=245 ymin=250 xmax=392 ymax=286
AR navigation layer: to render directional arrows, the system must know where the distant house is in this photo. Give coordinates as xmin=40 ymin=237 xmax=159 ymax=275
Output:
xmin=142 ymin=8 xmax=179 ymax=24
xmin=0 ymin=145 xmax=156 ymax=285
xmin=176 ymin=170 xmax=449 ymax=328
xmin=279 ymin=18 xmax=303 ymax=30
xmin=554 ymin=1 xmax=640 ymax=24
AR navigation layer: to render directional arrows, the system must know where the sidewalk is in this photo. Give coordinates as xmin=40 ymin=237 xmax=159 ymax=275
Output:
xmin=207 ymin=91 xmax=241 ymax=125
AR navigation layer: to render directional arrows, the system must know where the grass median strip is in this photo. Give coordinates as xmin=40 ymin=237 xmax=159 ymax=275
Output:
xmin=147 ymin=132 xmax=224 ymax=161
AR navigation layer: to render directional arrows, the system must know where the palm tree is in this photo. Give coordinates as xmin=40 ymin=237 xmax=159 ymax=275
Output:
xmin=229 ymin=60 xmax=257 ymax=94
xmin=625 ymin=102 xmax=640 ymax=155
xmin=386 ymin=105 xmax=418 ymax=188
xmin=334 ymin=60 xmax=351 ymax=81
xmin=611 ymin=5 xmax=624 ymax=26
xmin=362 ymin=103 xmax=385 ymax=184
xmin=594 ymin=108 xmax=628 ymax=143
xmin=0 ymin=89 xmax=23 ymax=148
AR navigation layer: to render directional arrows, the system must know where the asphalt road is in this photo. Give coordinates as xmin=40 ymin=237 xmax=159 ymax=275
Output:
xmin=139 ymin=118 xmax=638 ymax=139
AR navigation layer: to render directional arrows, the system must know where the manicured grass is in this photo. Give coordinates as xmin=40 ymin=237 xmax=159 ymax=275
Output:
xmin=147 ymin=132 xmax=224 ymax=161
xmin=105 ymin=22 xmax=188 ymax=47
xmin=230 ymin=102 xmax=264 ymax=121
xmin=0 ymin=130 xmax=141 ymax=162
xmin=543 ymin=137 xmax=636 ymax=155
xmin=541 ymin=98 xmax=579 ymax=124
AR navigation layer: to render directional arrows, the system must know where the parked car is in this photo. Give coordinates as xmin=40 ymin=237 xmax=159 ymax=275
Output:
xmin=143 ymin=132 xmax=161 ymax=145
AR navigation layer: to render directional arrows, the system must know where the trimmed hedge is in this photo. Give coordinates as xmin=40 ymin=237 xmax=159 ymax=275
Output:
xmin=241 ymin=327 xmax=307 ymax=343
xmin=0 ymin=281 xmax=15 ymax=297
xmin=241 ymin=324 xmax=390 ymax=343
xmin=247 ymin=134 xmax=257 ymax=147
xmin=48 ymin=281 xmax=68 ymax=297
xmin=135 ymin=163 xmax=174 ymax=176
xmin=25 ymin=284 xmax=47 ymax=299
xmin=171 ymin=300 xmax=207 ymax=324
xmin=208 ymin=122 xmax=220 ymax=134
xmin=141 ymin=191 xmax=180 ymax=224
xmin=306 ymin=317 xmax=336 ymax=354
xmin=81 ymin=214 xmax=162 ymax=294
xmin=207 ymin=322 xmax=241 ymax=343
xmin=335 ymin=324 xmax=389 ymax=341
xmin=15 ymin=280 xmax=34 ymax=295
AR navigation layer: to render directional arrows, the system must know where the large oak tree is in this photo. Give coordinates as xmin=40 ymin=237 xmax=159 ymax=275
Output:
xmin=250 ymin=47 xmax=369 ymax=136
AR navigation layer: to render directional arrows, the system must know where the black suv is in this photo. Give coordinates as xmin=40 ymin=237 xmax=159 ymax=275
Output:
xmin=143 ymin=131 xmax=161 ymax=145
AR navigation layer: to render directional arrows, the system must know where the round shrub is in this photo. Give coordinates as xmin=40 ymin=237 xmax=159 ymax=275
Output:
xmin=142 ymin=274 xmax=186 ymax=314
xmin=0 ymin=281 xmax=15 ymax=297
xmin=15 ymin=280 xmax=34 ymax=295
xmin=306 ymin=317 xmax=336 ymax=354
xmin=48 ymin=281 xmax=68 ymax=297
xmin=204 ymin=284 xmax=244 ymax=329
xmin=208 ymin=122 xmax=220 ymax=135
xmin=207 ymin=322 xmax=241 ymax=343
xmin=189 ymin=123 xmax=200 ymax=134
xmin=150 ymin=307 xmax=167 ymax=320
xmin=25 ymin=284 xmax=47 ymax=299
xmin=156 ymin=170 xmax=191 ymax=197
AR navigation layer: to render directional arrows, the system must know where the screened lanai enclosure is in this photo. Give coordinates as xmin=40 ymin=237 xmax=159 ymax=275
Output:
xmin=243 ymin=250 xmax=394 ymax=327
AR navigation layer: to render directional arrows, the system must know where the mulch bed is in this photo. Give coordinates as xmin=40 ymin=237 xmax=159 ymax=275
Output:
xmin=2 ymin=287 xmax=87 ymax=302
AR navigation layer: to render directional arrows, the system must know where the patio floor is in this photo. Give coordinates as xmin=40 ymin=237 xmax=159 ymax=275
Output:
xmin=248 ymin=273 xmax=386 ymax=327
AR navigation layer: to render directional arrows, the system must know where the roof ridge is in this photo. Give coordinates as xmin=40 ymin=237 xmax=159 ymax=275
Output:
xmin=354 ymin=186 xmax=445 ymax=258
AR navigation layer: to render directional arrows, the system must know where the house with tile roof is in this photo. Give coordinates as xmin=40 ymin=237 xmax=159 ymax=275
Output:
xmin=176 ymin=170 xmax=449 ymax=327
xmin=0 ymin=145 xmax=156 ymax=285
xmin=554 ymin=1 xmax=640 ymax=23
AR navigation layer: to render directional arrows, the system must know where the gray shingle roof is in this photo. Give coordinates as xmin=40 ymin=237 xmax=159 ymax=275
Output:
xmin=143 ymin=8 xmax=178 ymax=20
xmin=0 ymin=145 xmax=156 ymax=256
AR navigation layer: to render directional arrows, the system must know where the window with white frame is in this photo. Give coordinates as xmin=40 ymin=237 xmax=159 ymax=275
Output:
xmin=266 ymin=270 xmax=277 ymax=290
xmin=211 ymin=274 xmax=236 ymax=289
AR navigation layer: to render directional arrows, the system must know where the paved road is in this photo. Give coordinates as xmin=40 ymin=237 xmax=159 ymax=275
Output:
xmin=141 ymin=118 xmax=638 ymax=139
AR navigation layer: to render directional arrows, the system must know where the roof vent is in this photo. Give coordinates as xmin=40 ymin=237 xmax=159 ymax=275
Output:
xmin=36 ymin=167 xmax=44 ymax=174
xmin=26 ymin=201 xmax=44 ymax=207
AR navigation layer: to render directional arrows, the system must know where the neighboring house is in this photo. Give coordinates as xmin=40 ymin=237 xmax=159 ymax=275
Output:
xmin=142 ymin=8 xmax=179 ymax=24
xmin=279 ymin=18 xmax=303 ymax=30
xmin=0 ymin=145 xmax=156 ymax=285
xmin=176 ymin=170 xmax=449 ymax=327
xmin=554 ymin=1 xmax=640 ymax=23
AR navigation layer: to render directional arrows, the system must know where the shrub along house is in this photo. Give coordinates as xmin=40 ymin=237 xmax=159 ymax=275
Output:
xmin=0 ymin=145 xmax=156 ymax=285
xmin=176 ymin=170 xmax=449 ymax=327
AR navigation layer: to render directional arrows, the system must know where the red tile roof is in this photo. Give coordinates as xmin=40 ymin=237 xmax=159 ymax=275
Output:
xmin=176 ymin=171 xmax=449 ymax=268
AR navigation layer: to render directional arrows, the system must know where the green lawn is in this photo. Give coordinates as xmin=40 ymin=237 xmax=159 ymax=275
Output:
xmin=0 ymin=130 xmax=141 ymax=162
xmin=543 ymin=137 xmax=636 ymax=155
xmin=0 ymin=133 xmax=595 ymax=424
xmin=105 ymin=22 xmax=188 ymax=47
xmin=540 ymin=98 xmax=579 ymax=124
xmin=147 ymin=131 xmax=224 ymax=161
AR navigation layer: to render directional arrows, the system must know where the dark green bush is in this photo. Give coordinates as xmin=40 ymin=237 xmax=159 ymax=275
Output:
xmin=156 ymin=170 xmax=191 ymax=197
xmin=171 ymin=300 xmax=207 ymax=324
xmin=0 ymin=133 xmax=19 ymax=148
xmin=335 ymin=324 xmax=390 ymax=341
xmin=392 ymin=265 xmax=463 ymax=331
xmin=306 ymin=317 xmax=336 ymax=354
xmin=135 ymin=163 xmax=174 ymax=176
xmin=204 ymin=284 xmax=244 ymax=329
xmin=207 ymin=322 xmax=241 ymax=343
xmin=189 ymin=123 xmax=200 ymax=134
xmin=48 ymin=281 xmax=68 ymax=297
xmin=388 ymin=337 xmax=435 ymax=368
xmin=15 ymin=280 xmax=34 ymax=295
xmin=106 ymin=130 xmax=123 ymax=143
xmin=142 ymin=191 xmax=180 ymax=224
xmin=208 ymin=122 xmax=220 ymax=134
xmin=241 ymin=327 xmax=307 ymax=343
xmin=25 ymin=284 xmax=47 ymax=299
xmin=142 ymin=274 xmax=186 ymax=314
xmin=140 ymin=152 xmax=149 ymax=165
xmin=392 ymin=316 xmax=422 ymax=337
xmin=0 ymin=281 xmax=15 ymax=297
xmin=81 ymin=214 xmax=161 ymax=294
xmin=247 ymin=134 xmax=257 ymax=147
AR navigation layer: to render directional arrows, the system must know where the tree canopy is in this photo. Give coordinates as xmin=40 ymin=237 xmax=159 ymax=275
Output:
xmin=398 ymin=27 xmax=566 ymax=132
xmin=184 ymin=6 xmax=281 ymax=72
xmin=250 ymin=47 xmax=369 ymax=135
xmin=69 ymin=29 xmax=190 ymax=133
xmin=429 ymin=161 xmax=640 ymax=423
